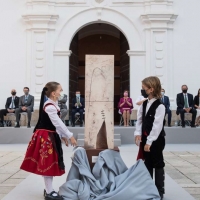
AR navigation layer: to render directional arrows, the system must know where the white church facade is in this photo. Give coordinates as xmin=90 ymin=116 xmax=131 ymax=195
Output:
xmin=0 ymin=0 xmax=199 ymax=113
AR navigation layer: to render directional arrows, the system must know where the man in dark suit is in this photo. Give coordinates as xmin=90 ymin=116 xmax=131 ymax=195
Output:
xmin=0 ymin=89 xmax=19 ymax=127
xmin=71 ymin=91 xmax=85 ymax=127
xmin=15 ymin=87 xmax=34 ymax=128
xmin=161 ymin=89 xmax=172 ymax=127
xmin=176 ymin=85 xmax=197 ymax=128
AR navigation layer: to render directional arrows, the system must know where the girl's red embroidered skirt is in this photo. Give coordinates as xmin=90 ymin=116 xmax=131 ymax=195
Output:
xmin=20 ymin=129 xmax=65 ymax=176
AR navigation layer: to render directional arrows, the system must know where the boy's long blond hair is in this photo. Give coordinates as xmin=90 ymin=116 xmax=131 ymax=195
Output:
xmin=142 ymin=76 xmax=162 ymax=99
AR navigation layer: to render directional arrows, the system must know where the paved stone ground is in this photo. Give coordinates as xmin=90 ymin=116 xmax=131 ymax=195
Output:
xmin=0 ymin=149 xmax=200 ymax=200
xmin=0 ymin=151 xmax=29 ymax=199
xmin=164 ymin=151 xmax=200 ymax=200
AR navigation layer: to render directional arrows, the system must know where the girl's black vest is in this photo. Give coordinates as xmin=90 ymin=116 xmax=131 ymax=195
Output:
xmin=35 ymin=103 xmax=60 ymax=131
xmin=142 ymin=99 xmax=165 ymax=137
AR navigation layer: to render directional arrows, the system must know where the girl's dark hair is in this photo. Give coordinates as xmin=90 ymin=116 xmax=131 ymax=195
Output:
xmin=45 ymin=82 xmax=60 ymax=97
xmin=197 ymin=88 xmax=200 ymax=96
xmin=124 ymin=90 xmax=129 ymax=93
xmin=33 ymin=82 xmax=60 ymax=132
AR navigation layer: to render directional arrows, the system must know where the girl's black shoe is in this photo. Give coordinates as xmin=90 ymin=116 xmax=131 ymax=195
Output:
xmin=44 ymin=191 xmax=63 ymax=200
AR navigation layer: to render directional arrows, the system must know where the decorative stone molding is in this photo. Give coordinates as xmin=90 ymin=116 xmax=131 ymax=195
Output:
xmin=141 ymin=0 xmax=177 ymax=98
xmin=55 ymin=8 xmax=144 ymax=51
xmin=127 ymin=50 xmax=146 ymax=56
xmin=111 ymin=0 xmax=143 ymax=7
xmin=53 ymin=50 xmax=72 ymax=56
xmin=56 ymin=0 xmax=88 ymax=7
xmin=22 ymin=13 xmax=59 ymax=30
xmin=34 ymin=31 xmax=46 ymax=94
xmin=141 ymin=13 xmax=178 ymax=30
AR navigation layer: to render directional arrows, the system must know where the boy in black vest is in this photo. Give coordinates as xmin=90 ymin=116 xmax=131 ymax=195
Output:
xmin=134 ymin=76 xmax=166 ymax=200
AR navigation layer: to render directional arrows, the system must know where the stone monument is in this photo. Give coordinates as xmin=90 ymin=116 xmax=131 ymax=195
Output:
xmin=84 ymin=55 xmax=116 ymax=167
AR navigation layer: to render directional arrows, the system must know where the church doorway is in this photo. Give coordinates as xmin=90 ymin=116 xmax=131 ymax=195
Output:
xmin=69 ymin=23 xmax=130 ymax=124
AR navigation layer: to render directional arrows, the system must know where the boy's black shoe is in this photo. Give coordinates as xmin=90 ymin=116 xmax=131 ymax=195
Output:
xmin=44 ymin=191 xmax=63 ymax=200
xmin=159 ymin=192 xmax=163 ymax=200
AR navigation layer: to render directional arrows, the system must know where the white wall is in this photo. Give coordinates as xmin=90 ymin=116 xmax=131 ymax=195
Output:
xmin=0 ymin=0 xmax=200 ymax=110
xmin=0 ymin=0 xmax=27 ymax=108
xmin=173 ymin=0 xmax=200 ymax=100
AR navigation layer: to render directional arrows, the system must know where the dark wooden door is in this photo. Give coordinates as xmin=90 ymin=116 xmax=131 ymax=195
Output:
xmin=120 ymin=32 xmax=130 ymax=96
xmin=69 ymin=33 xmax=79 ymax=116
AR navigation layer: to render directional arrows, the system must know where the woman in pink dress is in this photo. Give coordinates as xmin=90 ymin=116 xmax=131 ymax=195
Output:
xmin=118 ymin=90 xmax=133 ymax=126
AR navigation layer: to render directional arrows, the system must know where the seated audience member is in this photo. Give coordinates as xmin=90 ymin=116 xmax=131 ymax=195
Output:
xmin=176 ymin=85 xmax=196 ymax=128
xmin=58 ymin=94 xmax=68 ymax=123
xmin=135 ymin=88 xmax=148 ymax=110
xmin=71 ymin=91 xmax=85 ymax=127
xmin=118 ymin=90 xmax=133 ymax=127
xmin=161 ymin=88 xmax=172 ymax=127
xmin=15 ymin=87 xmax=34 ymax=128
xmin=0 ymin=89 xmax=19 ymax=127
xmin=194 ymin=88 xmax=200 ymax=126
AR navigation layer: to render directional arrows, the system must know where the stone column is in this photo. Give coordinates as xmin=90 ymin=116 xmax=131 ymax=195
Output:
xmin=53 ymin=51 xmax=72 ymax=109
xmin=127 ymin=50 xmax=146 ymax=101
xmin=141 ymin=0 xmax=178 ymax=109
xmin=22 ymin=0 xmax=59 ymax=109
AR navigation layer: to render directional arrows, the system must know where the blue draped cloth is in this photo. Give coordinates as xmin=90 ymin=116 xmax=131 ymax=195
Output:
xmin=59 ymin=147 xmax=160 ymax=200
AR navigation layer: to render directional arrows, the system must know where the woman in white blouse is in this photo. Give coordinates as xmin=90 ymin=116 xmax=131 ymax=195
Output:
xmin=20 ymin=82 xmax=77 ymax=200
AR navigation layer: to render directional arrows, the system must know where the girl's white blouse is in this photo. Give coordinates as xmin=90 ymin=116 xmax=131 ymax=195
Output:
xmin=43 ymin=99 xmax=73 ymax=139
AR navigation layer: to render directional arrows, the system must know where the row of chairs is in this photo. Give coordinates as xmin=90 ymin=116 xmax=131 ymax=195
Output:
xmin=118 ymin=111 xmax=193 ymax=127
xmin=2 ymin=112 xmax=32 ymax=127
xmin=3 ymin=111 xmax=84 ymax=127
xmin=3 ymin=110 xmax=192 ymax=127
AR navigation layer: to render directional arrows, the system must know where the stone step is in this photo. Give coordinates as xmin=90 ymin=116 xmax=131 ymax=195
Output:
xmin=77 ymin=139 xmax=121 ymax=147
xmin=77 ymin=133 xmax=121 ymax=147
xmin=77 ymin=133 xmax=121 ymax=139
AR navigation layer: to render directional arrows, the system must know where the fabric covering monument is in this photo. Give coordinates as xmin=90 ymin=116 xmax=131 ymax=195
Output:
xmin=58 ymin=55 xmax=161 ymax=200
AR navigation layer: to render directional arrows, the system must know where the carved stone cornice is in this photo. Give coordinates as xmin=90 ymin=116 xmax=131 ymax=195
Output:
xmin=22 ymin=12 xmax=59 ymax=30
xmin=141 ymin=13 xmax=178 ymax=29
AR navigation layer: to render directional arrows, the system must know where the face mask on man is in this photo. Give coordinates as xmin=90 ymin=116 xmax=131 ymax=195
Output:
xmin=24 ymin=91 xmax=29 ymax=95
xmin=141 ymin=89 xmax=148 ymax=98
xmin=12 ymin=92 xmax=16 ymax=96
xmin=182 ymin=89 xmax=187 ymax=93
xmin=76 ymin=94 xmax=80 ymax=98
xmin=161 ymin=92 xmax=165 ymax=96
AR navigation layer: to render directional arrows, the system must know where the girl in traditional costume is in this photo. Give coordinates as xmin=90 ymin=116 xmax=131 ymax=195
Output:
xmin=20 ymin=82 xmax=77 ymax=200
